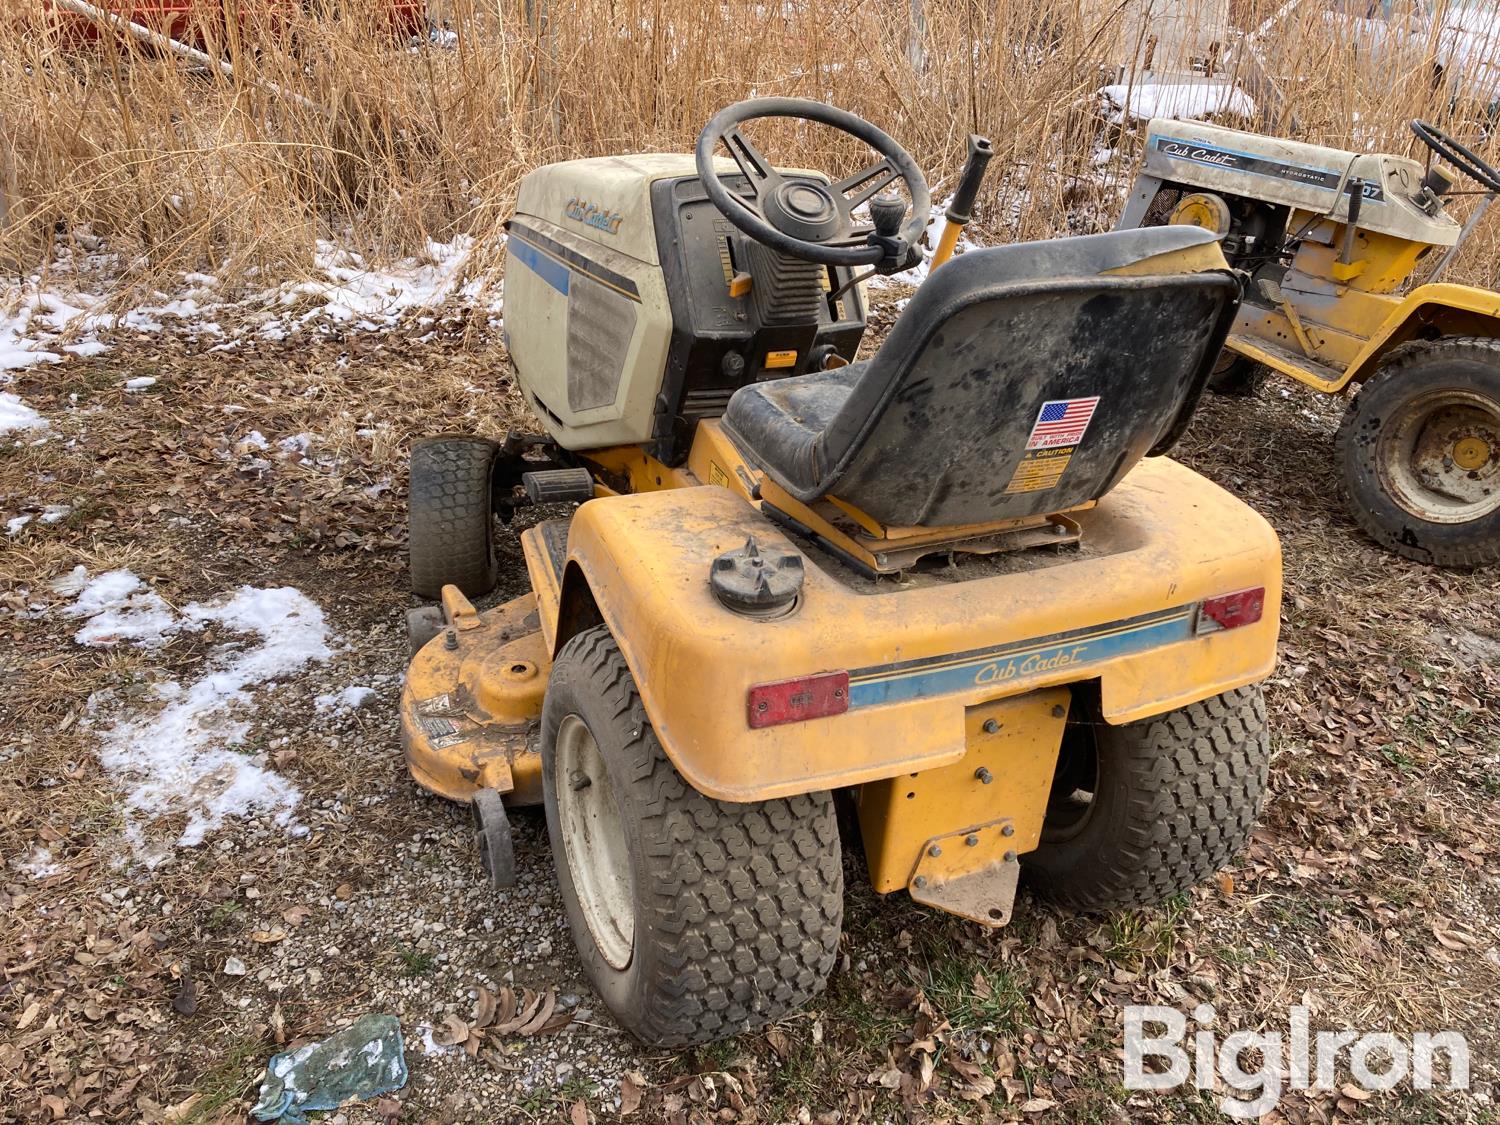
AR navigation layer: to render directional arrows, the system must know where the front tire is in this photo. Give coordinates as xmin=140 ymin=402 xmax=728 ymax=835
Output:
xmin=1025 ymin=685 xmax=1269 ymax=910
xmin=1206 ymin=350 xmax=1267 ymax=397
xmin=1335 ymin=338 xmax=1500 ymax=567
xmin=408 ymin=436 xmax=499 ymax=598
xmin=540 ymin=625 xmax=843 ymax=1046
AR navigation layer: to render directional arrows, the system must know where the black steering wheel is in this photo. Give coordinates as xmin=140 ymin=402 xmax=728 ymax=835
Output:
xmin=1412 ymin=120 xmax=1500 ymax=194
xmin=695 ymin=98 xmax=932 ymax=273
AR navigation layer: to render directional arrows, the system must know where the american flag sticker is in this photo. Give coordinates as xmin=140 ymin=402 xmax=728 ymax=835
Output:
xmin=1026 ymin=396 xmax=1100 ymax=450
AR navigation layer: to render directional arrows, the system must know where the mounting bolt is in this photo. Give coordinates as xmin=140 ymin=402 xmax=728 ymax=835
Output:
xmin=1003 ymin=850 xmax=1017 ymax=863
xmin=965 ymin=834 xmax=979 ymax=847
xmin=1051 ymin=704 xmax=1066 ymax=718
xmin=875 ymin=553 xmax=890 ymax=568
xmin=982 ymin=719 xmax=1000 ymax=734
xmin=913 ymin=876 xmax=927 ymax=890
xmin=928 ymin=845 xmax=942 ymax=858
xmin=974 ymin=767 xmax=993 ymax=784
xmin=569 ymin=770 xmax=591 ymax=791
xmin=443 ymin=628 xmax=458 ymax=651
xmin=1001 ymin=823 xmax=1015 ymax=837
xmin=1052 ymin=522 xmax=1069 ymax=536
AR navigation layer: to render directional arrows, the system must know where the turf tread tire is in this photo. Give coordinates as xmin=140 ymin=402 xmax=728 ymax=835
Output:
xmin=541 ymin=625 xmax=843 ymax=1046
xmin=1025 ymin=685 xmax=1269 ymax=911
xmin=408 ymin=436 xmax=498 ymax=598
xmin=1334 ymin=337 xmax=1500 ymax=568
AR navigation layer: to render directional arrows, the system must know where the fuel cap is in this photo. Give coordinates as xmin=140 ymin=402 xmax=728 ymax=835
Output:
xmin=710 ymin=536 xmax=804 ymax=616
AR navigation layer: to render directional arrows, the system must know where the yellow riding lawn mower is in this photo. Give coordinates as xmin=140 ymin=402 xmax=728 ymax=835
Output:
xmin=1118 ymin=117 xmax=1500 ymax=567
xmin=400 ymin=98 xmax=1282 ymax=1046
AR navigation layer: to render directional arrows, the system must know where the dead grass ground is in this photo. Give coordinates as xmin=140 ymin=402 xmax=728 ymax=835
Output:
xmin=2 ymin=293 xmax=1499 ymax=1124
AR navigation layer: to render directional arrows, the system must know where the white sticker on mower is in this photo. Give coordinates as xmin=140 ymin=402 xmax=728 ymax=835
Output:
xmin=415 ymin=694 xmax=472 ymax=747
xmin=1025 ymin=396 xmax=1099 ymax=450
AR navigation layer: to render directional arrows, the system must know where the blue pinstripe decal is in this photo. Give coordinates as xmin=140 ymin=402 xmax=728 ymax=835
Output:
xmin=510 ymin=237 xmax=570 ymax=296
xmin=847 ymin=611 xmax=1195 ymax=708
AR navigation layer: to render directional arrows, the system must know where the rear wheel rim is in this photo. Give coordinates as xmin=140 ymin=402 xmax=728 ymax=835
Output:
xmin=1377 ymin=388 xmax=1500 ymax=524
xmin=1042 ymin=723 xmax=1099 ymax=843
xmin=555 ymin=714 xmax=635 ymax=970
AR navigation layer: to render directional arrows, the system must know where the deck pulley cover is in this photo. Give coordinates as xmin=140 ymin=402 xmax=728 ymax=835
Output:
xmin=710 ymin=535 xmax=804 ymax=615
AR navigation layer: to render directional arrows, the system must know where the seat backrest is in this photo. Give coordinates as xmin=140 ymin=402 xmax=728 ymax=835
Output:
xmin=820 ymin=226 xmax=1240 ymax=527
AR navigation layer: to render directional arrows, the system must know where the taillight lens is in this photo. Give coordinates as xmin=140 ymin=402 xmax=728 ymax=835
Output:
xmin=747 ymin=671 xmax=850 ymax=729
xmin=1196 ymin=588 xmax=1265 ymax=634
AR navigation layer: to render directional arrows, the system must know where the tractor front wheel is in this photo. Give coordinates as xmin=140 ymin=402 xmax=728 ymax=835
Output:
xmin=540 ymin=625 xmax=843 ymax=1046
xmin=408 ymin=436 xmax=500 ymax=598
xmin=1206 ymin=350 xmax=1267 ymax=397
xmin=1024 ymin=685 xmax=1269 ymax=910
xmin=1336 ymin=339 xmax=1500 ymax=567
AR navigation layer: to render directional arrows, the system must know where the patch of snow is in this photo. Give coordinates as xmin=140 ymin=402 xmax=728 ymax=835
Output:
xmin=0 ymin=392 xmax=49 ymax=435
xmin=315 ymin=685 xmax=376 ymax=713
xmin=277 ymin=433 xmax=313 ymax=456
xmin=64 ymin=571 xmax=333 ymax=859
xmin=124 ymin=376 xmax=157 ymax=392
xmin=237 ymin=431 xmax=270 ymax=452
xmin=7 ymin=514 xmax=31 ymax=536
xmin=1098 ymin=80 xmax=1256 ymax=125
xmin=40 ymin=504 xmax=71 ymax=524
xmin=14 ymin=847 xmax=60 ymax=879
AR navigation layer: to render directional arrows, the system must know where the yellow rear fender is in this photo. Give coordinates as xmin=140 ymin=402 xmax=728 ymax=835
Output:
xmin=1344 ymin=283 xmax=1500 ymax=388
xmin=528 ymin=463 xmax=1280 ymax=804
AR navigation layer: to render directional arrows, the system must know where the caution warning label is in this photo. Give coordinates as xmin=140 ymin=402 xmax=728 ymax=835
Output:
xmin=1005 ymin=447 xmax=1075 ymax=494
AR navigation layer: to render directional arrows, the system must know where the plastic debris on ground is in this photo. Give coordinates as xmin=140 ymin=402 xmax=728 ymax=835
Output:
xmin=251 ymin=1013 xmax=408 ymax=1125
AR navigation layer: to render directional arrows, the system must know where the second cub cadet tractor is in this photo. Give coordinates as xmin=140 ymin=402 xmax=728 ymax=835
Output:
xmin=1118 ymin=117 xmax=1500 ymax=567
xmin=401 ymin=98 xmax=1282 ymax=1046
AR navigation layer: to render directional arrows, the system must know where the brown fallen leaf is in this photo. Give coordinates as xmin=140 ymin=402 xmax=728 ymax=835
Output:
xmin=282 ymin=905 xmax=313 ymax=927
xmin=269 ymin=1002 xmax=286 ymax=1045
xmin=16 ymin=1001 xmax=40 ymax=1030
xmin=766 ymin=1027 xmax=792 ymax=1060
xmin=1216 ymin=872 xmax=1235 ymax=896
xmin=473 ymin=986 xmax=497 ymax=1029
xmin=432 ymin=1014 xmax=470 ymax=1047
xmin=1020 ymin=1098 xmax=1057 ymax=1113
xmin=620 ymin=1071 xmax=648 ymax=1117
xmin=494 ymin=989 xmax=542 ymax=1035
xmin=515 ymin=989 xmax=558 ymax=1035
xmin=569 ymin=1102 xmax=590 ymax=1125
xmin=334 ymin=883 xmax=353 ymax=900
xmin=250 ymin=929 xmax=287 ymax=944
xmin=38 ymin=1094 xmax=67 ymax=1120
xmin=971 ymin=971 xmax=993 ymax=1000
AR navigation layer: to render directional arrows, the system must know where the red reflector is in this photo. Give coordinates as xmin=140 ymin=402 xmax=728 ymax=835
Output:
xmin=747 ymin=671 xmax=850 ymax=729
xmin=1197 ymin=587 xmax=1266 ymax=634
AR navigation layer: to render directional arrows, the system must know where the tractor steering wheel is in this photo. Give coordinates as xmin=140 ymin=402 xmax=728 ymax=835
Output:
xmin=1412 ymin=120 xmax=1500 ymax=194
xmin=695 ymin=98 xmax=932 ymax=273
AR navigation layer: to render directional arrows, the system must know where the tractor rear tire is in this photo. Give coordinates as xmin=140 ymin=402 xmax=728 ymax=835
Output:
xmin=1024 ymin=685 xmax=1268 ymax=911
xmin=540 ymin=625 xmax=843 ymax=1047
xmin=1335 ymin=339 xmax=1500 ymax=567
xmin=408 ymin=436 xmax=499 ymax=599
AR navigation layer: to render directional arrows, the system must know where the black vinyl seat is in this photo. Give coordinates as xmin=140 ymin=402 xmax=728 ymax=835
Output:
xmin=721 ymin=226 xmax=1241 ymax=527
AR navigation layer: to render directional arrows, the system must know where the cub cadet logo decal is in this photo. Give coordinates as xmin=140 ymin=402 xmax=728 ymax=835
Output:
xmin=564 ymin=197 xmax=624 ymax=235
xmin=975 ymin=644 xmax=1088 ymax=684
xmin=1153 ymin=136 xmax=1386 ymax=200
xmin=845 ymin=606 xmax=1197 ymax=708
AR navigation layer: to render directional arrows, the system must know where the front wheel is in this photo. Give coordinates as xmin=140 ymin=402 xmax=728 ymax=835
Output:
xmin=540 ymin=625 xmax=843 ymax=1047
xmin=1024 ymin=685 xmax=1269 ymax=910
xmin=408 ymin=436 xmax=499 ymax=598
xmin=1206 ymin=349 xmax=1267 ymax=397
xmin=1336 ymin=339 xmax=1500 ymax=567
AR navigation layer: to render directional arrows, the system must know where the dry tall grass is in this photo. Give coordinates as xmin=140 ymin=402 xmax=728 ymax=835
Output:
xmin=2 ymin=0 xmax=1499 ymax=298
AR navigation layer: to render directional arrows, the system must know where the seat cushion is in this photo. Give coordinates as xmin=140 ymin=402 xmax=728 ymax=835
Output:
xmin=722 ymin=364 xmax=865 ymax=495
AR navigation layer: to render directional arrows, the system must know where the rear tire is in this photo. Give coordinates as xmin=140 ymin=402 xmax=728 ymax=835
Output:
xmin=408 ymin=436 xmax=499 ymax=598
xmin=1335 ymin=339 xmax=1500 ymax=567
xmin=540 ymin=625 xmax=843 ymax=1047
xmin=1024 ymin=685 xmax=1269 ymax=910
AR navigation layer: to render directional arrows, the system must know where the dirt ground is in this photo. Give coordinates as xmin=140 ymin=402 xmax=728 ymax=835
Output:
xmin=3 ymin=291 xmax=1499 ymax=1125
